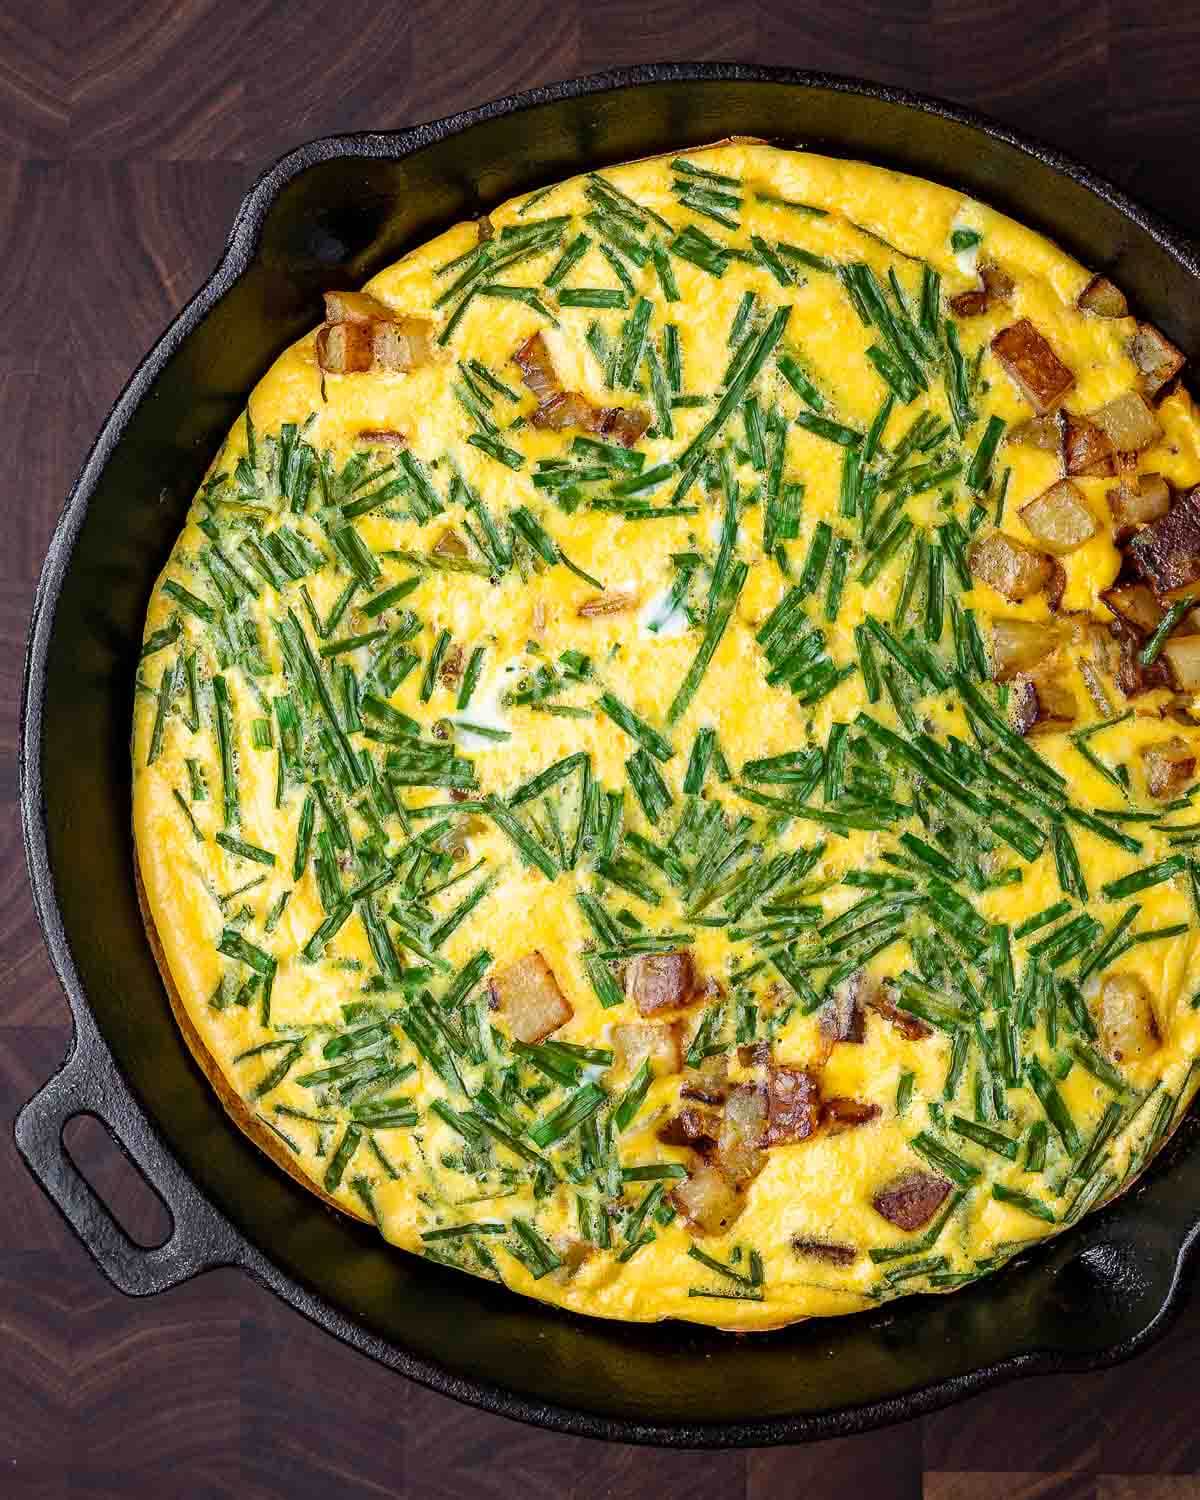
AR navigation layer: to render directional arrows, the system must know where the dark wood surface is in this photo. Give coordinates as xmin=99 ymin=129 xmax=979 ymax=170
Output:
xmin=3 ymin=3 xmax=1200 ymax=1495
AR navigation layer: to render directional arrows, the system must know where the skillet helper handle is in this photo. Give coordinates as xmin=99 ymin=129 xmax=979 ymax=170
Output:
xmin=15 ymin=1032 xmax=247 ymax=1295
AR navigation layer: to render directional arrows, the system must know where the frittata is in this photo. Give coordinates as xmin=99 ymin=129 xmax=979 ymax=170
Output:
xmin=133 ymin=142 xmax=1200 ymax=1330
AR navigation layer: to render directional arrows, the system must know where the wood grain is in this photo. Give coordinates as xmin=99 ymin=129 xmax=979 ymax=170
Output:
xmin=3 ymin=2 xmax=1200 ymax=1495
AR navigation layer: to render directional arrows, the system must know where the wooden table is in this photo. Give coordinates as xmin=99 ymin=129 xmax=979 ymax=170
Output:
xmin=3 ymin=3 xmax=1199 ymax=1495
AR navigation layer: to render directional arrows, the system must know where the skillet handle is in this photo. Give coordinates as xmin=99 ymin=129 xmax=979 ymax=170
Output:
xmin=14 ymin=1027 xmax=248 ymax=1295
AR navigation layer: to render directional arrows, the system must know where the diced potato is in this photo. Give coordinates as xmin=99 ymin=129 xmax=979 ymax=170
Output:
xmin=791 ymin=1238 xmax=858 ymax=1266
xmin=969 ymin=531 xmax=1054 ymax=601
xmin=1129 ymin=322 xmax=1185 ymax=399
xmin=1019 ymin=480 xmax=1098 ymax=555
xmin=432 ymin=527 xmax=468 ymax=559
xmin=323 ymin=289 xmax=394 ymax=323
xmin=594 ymin=404 xmax=652 ymax=448
xmin=513 ymin=332 xmax=562 ymax=402
xmin=821 ymin=1098 xmax=882 ymax=1134
xmin=625 ymin=951 xmax=697 ymax=1016
xmin=1077 ymin=274 xmax=1129 ymax=318
xmin=1098 ymin=974 xmax=1160 ymax=1064
xmin=990 ymin=617 xmax=1059 ymax=680
xmin=716 ymin=1084 xmax=767 ymax=1184
xmin=529 ymin=390 xmax=595 ymax=431
xmin=670 ymin=1162 xmax=743 ymax=1236
xmin=1108 ymin=474 xmax=1171 ymax=532
xmin=872 ymin=1170 xmax=951 ymax=1231
xmin=1141 ymin=736 xmax=1198 ymax=798
xmin=356 ymin=427 xmax=406 ymax=446
xmin=1091 ymin=392 xmax=1162 ymax=454
xmin=1100 ymin=584 xmax=1164 ymax=636
xmin=612 ymin=1020 xmax=684 ymax=1077
xmin=1127 ymin=488 xmax=1200 ymax=596
xmin=1009 ymin=412 xmax=1065 ymax=451
xmin=992 ymin=319 xmax=1075 ymax=412
xmin=980 ymin=261 xmax=1015 ymax=301
xmin=819 ymin=972 xmax=866 ymax=1043
xmin=1062 ymin=413 xmax=1115 ymax=477
xmin=949 ymin=288 xmax=989 ymax=318
xmin=316 ymin=321 xmax=374 ymax=374
xmin=1009 ymin=662 xmax=1077 ymax=736
xmin=762 ymin=1065 xmax=821 ymax=1146
xmin=1162 ymin=635 xmax=1200 ymax=691
xmin=1116 ymin=632 xmax=1173 ymax=700
xmin=488 ymin=952 xmax=572 ymax=1043
xmin=657 ymin=1106 xmax=720 ymax=1154
xmin=372 ymin=316 xmax=435 ymax=372
xmin=680 ymin=1051 xmax=730 ymax=1104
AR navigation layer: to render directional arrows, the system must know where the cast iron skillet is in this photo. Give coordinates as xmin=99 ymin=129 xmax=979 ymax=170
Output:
xmin=16 ymin=63 xmax=1200 ymax=1447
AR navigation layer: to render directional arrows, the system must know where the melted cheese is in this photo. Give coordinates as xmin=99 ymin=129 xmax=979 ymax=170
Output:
xmin=134 ymin=143 xmax=1200 ymax=1331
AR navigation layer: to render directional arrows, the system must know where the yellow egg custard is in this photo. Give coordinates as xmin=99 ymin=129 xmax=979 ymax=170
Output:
xmin=133 ymin=142 xmax=1200 ymax=1330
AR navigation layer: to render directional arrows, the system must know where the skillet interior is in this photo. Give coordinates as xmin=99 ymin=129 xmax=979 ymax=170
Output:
xmin=19 ymin=66 xmax=1200 ymax=1444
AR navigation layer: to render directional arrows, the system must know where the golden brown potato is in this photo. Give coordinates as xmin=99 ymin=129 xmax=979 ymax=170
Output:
xmin=513 ymin=331 xmax=563 ymax=403
xmin=1091 ymin=392 xmax=1162 ymax=454
xmin=872 ymin=1170 xmax=951 ymax=1231
xmin=969 ymin=531 xmax=1055 ymax=601
xmin=1009 ymin=661 xmax=1078 ymax=736
xmin=488 ymin=952 xmax=573 ymax=1043
xmin=716 ymin=1084 xmax=768 ymax=1185
xmin=670 ymin=1162 xmax=743 ymax=1235
xmin=1162 ymin=635 xmax=1200 ymax=692
xmin=820 ymin=1098 xmax=882 ymax=1134
xmin=992 ymin=319 xmax=1075 ymax=412
xmin=1062 ymin=413 xmax=1115 ymax=478
xmin=1077 ymin=274 xmax=1129 ymax=319
xmin=1098 ymin=974 xmax=1160 ymax=1065
xmin=1101 ymin=584 xmax=1164 ymax=636
xmin=1127 ymin=489 xmax=1200 ymax=597
xmin=1141 ymin=736 xmax=1197 ymax=798
xmin=625 ymin=951 xmax=697 ymax=1016
xmin=657 ymin=1106 xmax=720 ymax=1154
xmin=316 ymin=321 xmax=375 ymax=374
xmin=323 ymin=289 xmax=395 ymax=323
xmin=612 ymin=1020 xmax=684 ymax=1077
xmin=1108 ymin=474 xmax=1171 ymax=533
xmin=1128 ymin=322 xmax=1185 ymax=399
xmin=990 ymin=617 xmax=1060 ymax=680
xmin=372 ymin=317 xmax=435 ymax=372
xmin=1019 ymin=480 xmax=1098 ymax=555
xmin=761 ymin=1066 xmax=821 ymax=1146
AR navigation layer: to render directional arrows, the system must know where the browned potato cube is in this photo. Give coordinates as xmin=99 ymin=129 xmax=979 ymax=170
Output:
xmin=868 ymin=988 xmax=933 ymax=1041
xmin=819 ymin=972 xmax=866 ymax=1044
xmin=625 ymin=951 xmax=696 ymax=1016
xmin=1107 ymin=474 xmax=1171 ymax=533
xmin=657 ymin=1106 xmax=720 ymax=1154
xmin=680 ymin=1051 xmax=730 ymax=1104
xmin=717 ymin=1083 xmax=768 ymax=1184
xmin=1161 ymin=635 xmax=1200 ymax=692
xmin=989 ymin=617 xmax=1060 ymax=680
xmin=969 ymin=531 xmax=1055 ymax=601
xmin=1019 ymin=480 xmax=1098 ymax=555
xmin=762 ymin=1065 xmax=820 ymax=1146
xmin=513 ymin=331 xmax=562 ymax=402
xmin=670 ymin=1162 xmax=743 ymax=1236
xmin=1129 ymin=322 xmax=1185 ymax=399
xmin=1009 ymin=412 xmax=1065 ymax=451
xmin=1077 ymin=274 xmax=1129 ymax=319
xmin=1009 ymin=663 xmax=1077 ymax=736
xmin=1091 ymin=391 xmax=1162 ymax=454
xmin=980 ymin=262 xmax=1015 ymax=301
xmin=1141 ymin=736 xmax=1197 ymax=798
xmin=595 ymin=404 xmax=652 ymax=448
xmin=949 ymin=288 xmax=989 ymax=318
xmin=1101 ymin=584 xmax=1164 ymax=636
xmin=1062 ymin=413 xmax=1115 ymax=477
xmin=323 ymin=289 xmax=395 ymax=323
xmin=1127 ymin=488 xmax=1200 ymax=596
xmin=1098 ymin=974 xmax=1160 ymax=1064
xmin=791 ymin=1239 xmax=858 ymax=1266
xmin=316 ymin=321 xmax=374 ymax=374
xmin=488 ymin=952 xmax=572 ymax=1043
xmin=992 ymin=319 xmax=1075 ymax=412
xmin=529 ymin=390 xmax=597 ymax=432
xmin=372 ymin=316 xmax=435 ymax=372
xmin=612 ymin=1020 xmax=684 ymax=1077
xmin=356 ymin=427 xmax=407 ymax=446
xmin=820 ymin=1097 xmax=882 ymax=1134
xmin=872 ymin=1170 xmax=951 ymax=1231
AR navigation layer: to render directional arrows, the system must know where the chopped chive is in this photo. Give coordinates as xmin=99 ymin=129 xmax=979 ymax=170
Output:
xmin=991 ymin=1183 xmax=1055 ymax=1223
